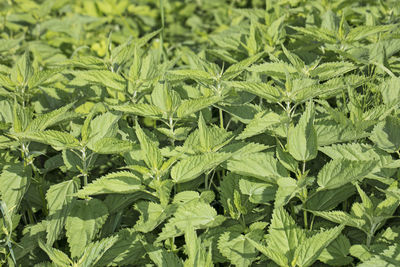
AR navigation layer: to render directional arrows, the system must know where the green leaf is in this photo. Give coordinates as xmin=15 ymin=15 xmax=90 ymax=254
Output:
xmin=317 ymin=159 xmax=378 ymax=190
xmin=311 ymin=210 xmax=366 ymax=230
xmin=220 ymin=173 xmax=252 ymax=219
xmin=224 ymin=81 xmax=281 ymax=103
xmin=71 ymin=70 xmax=126 ymax=91
xmin=65 ymin=199 xmax=109 ymax=259
xmin=276 ymin=144 xmax=298 ymax=173
xmin=293 ymin=225 xmax=344 ymax=267
xmin=274 ymin=177 xmax=299 ymax=208
xmin=27 ymin=103 xmax=76 ymax=132
xmin=147 ymin=247 xmax=184 ymax=267
xmin=76 ymin=171 xmax=143 ymax=197
xmin=309 ymin=62 xmax=355 ymax=81
xmin=136 ymin=124 xmax=163 ymax=170
xmin=151 ymin=83 xmax=181 ymax=114
xmin=0 ymin=163 xmax=30 ymax=216
xmin=11 ymin=51 xmax=33 ymax=85
xmin=218 ymin=231 xmax=258 ymax=267
xmin=91 ymin=137 xmax=134 ymax=154
xmin=346 ymin=25 xmax=395 ymax=42
xmin=86 ymin=112 xmax=120 ymax=149
xmin=46 ymin=179 xmax=79 ymax=245
xmin=267 ymin=207 xmax=306 ymax=262
xmin=248 ymin=61 xmax=297 ymax=79
xmin=157 ymin=199 xmax=225 ymax=241
xmin=171 ymin=153 xmax=230 ymax=183
xmin=318 ymin=234 xmax=353 ymax=266
xmin=98 ymin=229 xmax=146 ymax=266
xmin=77 ymin=235 xmax=118 ymax=267
xmin=14 ymin=130 xmax=80 ymax=150
xmin=305 ymin=185 xmax=355 ymax=211
xmin=369 ymin=116 xmax=400 ymax=153
xmin=14 ymin=221 xmax=47 ymax=260
xmin=112 ymin=103 xmax=164 ymax=118
xmin=358 ymin=244 xmax=400 ymax=267
xmin=38 ymin=239 xmax=72 ymax=267
xmin=290 ymin=26 xmax=337 ymax=43
xmin=287 ymin=101 xmax=318 ymax=162
xmin=184 ymin=225 xmax=213 ymax=267
xmin=134 ymin=201 xmax=176 ymax=233
xmin=176 ymin=96 xmax=221 ymax=118
xmin=315 ymin=121 xmax=369 ymax=146
xmin=167 ymin=69 xmax=213 ymax=82
xmin=225 ymin=152 xmax=288 ymax=183
xmin=196 ymin=113 xmax=233 ymax=152
xmin=239 ymin=177 xmax=277 ymax=204
xmin=237 ymin=110 xmax=281 ymax=140
xmin=27 ymin=68 xmax=64 ymax=89
xmin=222 ymin=52 xmax=263 ymax=80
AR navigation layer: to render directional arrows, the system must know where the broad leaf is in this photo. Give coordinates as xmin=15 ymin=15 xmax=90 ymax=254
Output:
xmin=317 ymin=159 xmax=377 ymax=190
xmin=65 ymin=199 xmax=109 ymax=259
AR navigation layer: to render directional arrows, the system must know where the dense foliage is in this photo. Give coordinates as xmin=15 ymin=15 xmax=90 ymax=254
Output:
xmin=1 ymin=0 xmax=400 ymax=266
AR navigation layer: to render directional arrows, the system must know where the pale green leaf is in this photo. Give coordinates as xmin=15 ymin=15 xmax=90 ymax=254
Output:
xmin=287 ymin=101 xmax=318 ymax=162
xmin=369 ymin=116 xmax=400 ymax=153
xmin=77 ymin=235 xmax=118 ymax=267
xmin=167 ymin=69 xmax=213 ymax=82
xmin=176 ymin=96 xmax=221 ymax=118
xmin=346 ymin=25 xmax=395 ymax=42
xmin=309 ymin=62 xmax=355 ymax=81
xmin=171 ymin=153 xmax=231 ymax=183
xmin=248 ymin=61 xmax=297 ymax=79
xmin=0 ymin=163 xmax=30 ymax=216
xmin=293 ymin=225 xmax=344 ymax=267
xmin=318 ymin=234 xmax=353 ymax=266
xmin=239 ymin=178 xmax=277 ymax=204
xmin=222 ymin=52 xmax=263 ymax=80
xmin=76 ymin=171 xmax=143 ymax=197
xmin=46 ymin=179 xmax=79 ymax=245
xmin=147 ymin=247 xmax=184 ymax=267
xmin=14 ymin=130 xmax=80 ymax=150
xmin=90 ymin=137 xmax=134 ymax=154
xmin=71 ymin=70 xmax=125 ymax=91
xmin=267 ymin=207 xmax=306 ymax=262
xmin=65 ymin=199 xmax=109 ymax=259
xmin=134 ymin=201 xmax=176 ymax=233
xmin=136 ymin=124 xmax=163 ymax=170
xmin=218 ymin=231 xmax=258 ymax=267
xmin=225 ymin=152 xmax=288 ymax=183
xmin=98 ymin=229 xmax=146 ymax=266
xmin=224 ymin=81 xmax=281 ymax=102
xmin=157 ymin=200 xmax=225 ymax=241
xmin=27 ymin=103 xmax=76 ymax=132
xmin=112 ymin=103 xmax=164 ymax=118
xmin=237 ymin=110 xmax=281 ymax=140
xmin=312 ymin=210 xmax=366 ymax=230
xmin=38 ymin=239 xmax=72 ymax=267
xmin=317 ymin=159 xmax=377 ymax=190
xmin=86 ymin=112 xmax=120 ymax=149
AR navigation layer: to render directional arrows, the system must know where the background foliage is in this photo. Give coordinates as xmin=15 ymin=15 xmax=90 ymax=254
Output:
xmin=1 ymin=0 xmax=400 ymax=266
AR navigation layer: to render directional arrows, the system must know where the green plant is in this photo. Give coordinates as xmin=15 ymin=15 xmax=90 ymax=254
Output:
xmin=1 ymin=0 xmax=400 ymax=266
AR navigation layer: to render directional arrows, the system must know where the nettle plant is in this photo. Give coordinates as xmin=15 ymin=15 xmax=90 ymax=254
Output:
xmin=1 ymin=0 xmax=400 ymax=266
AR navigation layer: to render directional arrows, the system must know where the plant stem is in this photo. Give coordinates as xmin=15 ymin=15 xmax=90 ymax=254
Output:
xmin=159 ymin=0 xmax=165 ymax=62
xmin=81 ymin=148 xmax=88 ymax=187
xmin=205 ymin=172 xmax=209 ymax=190
xmin=219 ymin=108 xmax=224 ymax=128
xmin=303 ymin=209 xmax=308 ymax=229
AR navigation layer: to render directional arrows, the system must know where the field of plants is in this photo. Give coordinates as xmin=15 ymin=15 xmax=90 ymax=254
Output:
xmin=1 ymin=0 xmax=400 ymax=266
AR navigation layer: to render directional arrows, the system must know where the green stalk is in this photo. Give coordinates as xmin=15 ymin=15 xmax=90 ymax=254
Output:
xmin=0 ymin=202 xmax=17 ymax=265
xmin=219 ymin=108 xmax=224 ymax=129
xmin=159 ymin=0 xmax=165 ymax=62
